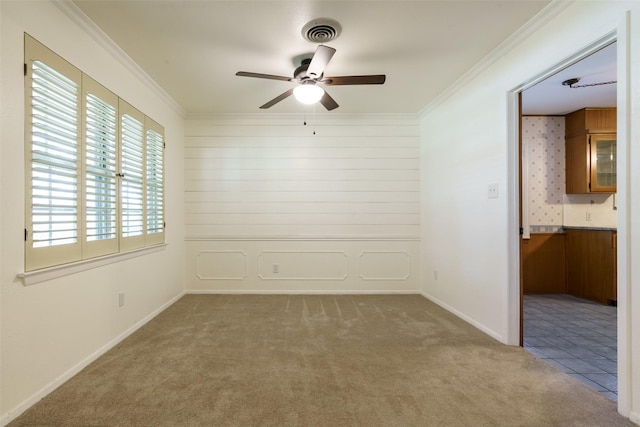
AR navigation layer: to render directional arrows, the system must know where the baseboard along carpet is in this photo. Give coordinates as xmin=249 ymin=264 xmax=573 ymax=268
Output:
xmin=9 ymin=294 xmax=632 ymax=426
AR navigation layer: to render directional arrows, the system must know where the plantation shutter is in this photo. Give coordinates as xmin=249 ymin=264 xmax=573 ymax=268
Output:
xmin=25 ymin=35 xmax=166 ymax=273
xmin=25 ymin=35 xmax=82 ymax=271
xmin=145 ymin=118 xmax=165 ymax=245
xmin=83 ymin=76 xmax=118 ymax=258
xmin=119 ymin=101 xmax=145 ymax=251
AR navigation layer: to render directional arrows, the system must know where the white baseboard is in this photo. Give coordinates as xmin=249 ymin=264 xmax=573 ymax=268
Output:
xmin=186 ymin=289 xmax=420 ymax=295
xmin=1 ymin=291 xmax=186 ymax=427
xmin=629 ymin=411 xmax=640 ymax=425
xmin=419 ymin=291 xmax=504 ymax=343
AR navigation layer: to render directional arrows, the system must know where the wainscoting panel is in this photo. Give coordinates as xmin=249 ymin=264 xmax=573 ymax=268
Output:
xmin=257 ymin=251 xmax=348 ymax=280
xmin=195 ymin=251 xmax=247 ymax=280
xmin=186 ymin=239 xmax=420 ymax=292
xmin=359 ymin=251 xmax=411 ymax=281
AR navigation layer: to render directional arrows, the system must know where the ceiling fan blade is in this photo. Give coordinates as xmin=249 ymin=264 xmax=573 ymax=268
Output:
xmin=236 ymin=71 xmax=293 ymax=82
xmin=319 ymin=90 xmax=339 ymax=111
xmin=321 ymin=75 xmax=386 ymax=85
xmin=306 ymin=45 xmax=336 ymax=79
xmin=259 ymin=88 xmax=294 ymax=109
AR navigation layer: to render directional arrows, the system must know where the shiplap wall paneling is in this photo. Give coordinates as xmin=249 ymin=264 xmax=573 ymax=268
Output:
xmin=185 ymin=115 xmax=421 ymax=240
xmin=185 ymin=114 xmax=421 ymax=292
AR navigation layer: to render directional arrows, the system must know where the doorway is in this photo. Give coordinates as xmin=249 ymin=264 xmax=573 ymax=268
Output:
xmin=517 ymin=40 xmax=619 ymax=400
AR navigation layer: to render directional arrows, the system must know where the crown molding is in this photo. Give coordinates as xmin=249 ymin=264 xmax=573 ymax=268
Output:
xmin=53 ymin=0 xmax=186 ymax=118
xmin=418 ymin=0 xmax=575 ymax=118
xmin=185 ymin=112 xmax=420 ymax=122
xmin=185 ymin=235 xmax=420 ymax=242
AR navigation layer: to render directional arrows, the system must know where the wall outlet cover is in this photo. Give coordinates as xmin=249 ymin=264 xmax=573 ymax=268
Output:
xmin=488 ymin=183 xmax=499 ymax=199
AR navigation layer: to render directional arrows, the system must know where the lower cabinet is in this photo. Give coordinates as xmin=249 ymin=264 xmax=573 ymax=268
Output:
xmin=522 ymin=233 xmax=567 ymax=294
xmin=565 ymin=228 xmax=617 ymax=305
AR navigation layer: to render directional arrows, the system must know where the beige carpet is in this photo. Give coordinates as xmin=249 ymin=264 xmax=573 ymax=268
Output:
xmin=10 ymin=294 xmax=633 ymax=426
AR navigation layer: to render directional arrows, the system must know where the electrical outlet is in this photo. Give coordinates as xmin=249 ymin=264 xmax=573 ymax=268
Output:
xmin=488 ymin=183 xmax=499 ymax=199
xmin=586 ymin=212 xmax=592 ymax=221
xmin=273 ymin=264 xmax=279 ymax=274
xmin=118 ymin=292 xmax=125 ymax=307
xmin=434 ymin=270 xmax=438 ymax=280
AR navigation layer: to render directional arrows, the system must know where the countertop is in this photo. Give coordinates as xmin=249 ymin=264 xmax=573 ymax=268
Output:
xmin=562 ymin=226 xmax=617 ymax=231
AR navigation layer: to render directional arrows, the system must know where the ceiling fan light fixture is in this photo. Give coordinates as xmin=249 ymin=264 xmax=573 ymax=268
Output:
xmin=293 ymin=84 xmax=324 ymax=104
xmin=236 ymin=43 xmax=385 ymax=111
xmin=562 ymin=78 xmax=581 ymax=87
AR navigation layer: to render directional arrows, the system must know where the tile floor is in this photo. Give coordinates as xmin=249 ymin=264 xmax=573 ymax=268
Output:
xmin=523 ymin=294 xmax=618 ymax=401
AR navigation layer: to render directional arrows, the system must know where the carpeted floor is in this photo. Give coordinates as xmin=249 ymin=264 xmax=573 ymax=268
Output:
xmin=10 ymin=294 xmax=633 ymax=426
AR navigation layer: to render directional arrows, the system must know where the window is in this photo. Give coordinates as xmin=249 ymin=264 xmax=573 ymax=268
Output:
xmin=119 ymin=102 xmax=146 ymax=251
xmin=145 ymin=119 xmax=165 ymax=245
xmin=25 ymin=34 xmax=165 ymax=271
xmin=83 ymin=76 xmax=118 ymax=259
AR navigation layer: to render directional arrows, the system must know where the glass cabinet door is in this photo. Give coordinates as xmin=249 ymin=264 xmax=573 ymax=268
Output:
xmin=590 ymin=134 xmax=616 ymax=192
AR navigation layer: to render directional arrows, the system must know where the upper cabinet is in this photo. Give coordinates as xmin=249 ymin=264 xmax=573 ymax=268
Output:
xmin=565 ymin=108 xmax=617 ymax=194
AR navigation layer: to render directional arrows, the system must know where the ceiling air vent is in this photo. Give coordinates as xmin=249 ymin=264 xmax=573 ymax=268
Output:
xmin=301 ymin=18 xmax=342 ymax=43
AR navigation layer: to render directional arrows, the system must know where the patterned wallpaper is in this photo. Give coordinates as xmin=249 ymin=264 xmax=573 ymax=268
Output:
xmin=522 ymin=116 xmax=565 ymax=232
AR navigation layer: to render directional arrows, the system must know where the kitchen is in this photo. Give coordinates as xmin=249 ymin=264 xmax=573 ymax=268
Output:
xmin=520 ymin=41 xmax=618 ymax=400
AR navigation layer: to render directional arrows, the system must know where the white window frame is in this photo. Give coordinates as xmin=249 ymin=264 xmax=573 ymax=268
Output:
xmin=24 ymin=34 xmax=165 ymax=273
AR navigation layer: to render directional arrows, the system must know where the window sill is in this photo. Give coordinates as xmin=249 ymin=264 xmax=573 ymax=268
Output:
xmin=17 ymin=244 xmax=167 ymax=286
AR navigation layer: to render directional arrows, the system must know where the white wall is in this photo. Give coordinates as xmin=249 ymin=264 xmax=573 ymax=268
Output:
xmin=0 ymin=1 xmax=185 ymax=422
xmin=564 ymin=193 xmax=617 ymax=228
xmin=3 ymin=0 xmax=640 ymax=424
xmin=185 ymin=114 xmax=420 ymax=293
xmin=420 ymin=1 xmax=640 ymax=421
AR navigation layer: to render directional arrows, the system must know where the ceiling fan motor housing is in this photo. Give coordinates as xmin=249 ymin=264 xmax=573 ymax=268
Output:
xmin=294 ymin=58 xmax=313 ymax=80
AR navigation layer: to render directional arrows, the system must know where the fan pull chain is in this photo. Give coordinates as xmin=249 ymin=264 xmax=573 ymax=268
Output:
xmin=312 ymin=104 xmax=317 ymax=135
xmin=303 ymin=109 xmax=316 ymax=135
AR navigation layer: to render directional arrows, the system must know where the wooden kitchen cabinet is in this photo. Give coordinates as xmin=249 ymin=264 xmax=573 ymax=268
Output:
xmin=565 ymin=108 xmax=617 ymax=194
xmin=522 ymin=233 xmax=567 ymax=294
xmin=565 ymin=228 xmax=617 ymax=305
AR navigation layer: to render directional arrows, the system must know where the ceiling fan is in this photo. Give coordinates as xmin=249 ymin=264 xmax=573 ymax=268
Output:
xmin=236 ymin=45 xmax=386 ymax=111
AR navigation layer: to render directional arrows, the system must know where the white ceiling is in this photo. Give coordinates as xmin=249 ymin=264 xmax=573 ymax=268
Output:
xmin=522 ymin=42 xmax=617 ymax=116
xmin=72 ymin=0 xmax=553 ymax=116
